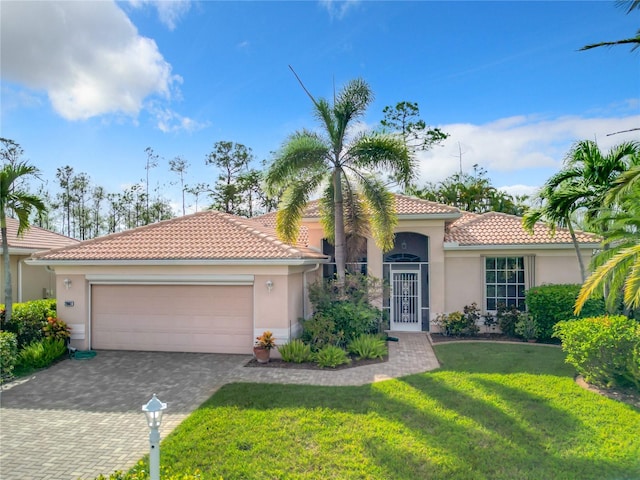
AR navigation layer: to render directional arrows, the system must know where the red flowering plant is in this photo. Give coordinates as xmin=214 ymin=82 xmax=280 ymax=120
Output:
xmin=42 ymin=316 xmax=71 ymax=341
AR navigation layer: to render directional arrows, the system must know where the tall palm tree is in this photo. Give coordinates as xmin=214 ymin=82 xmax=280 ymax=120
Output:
xmin=1 ymin=161 xmax=46 ymax=323
xmin=575 ymin=188 xmax=640 ymax=313
xmin=523 ymin=140 xmax=640 ymax=281
xmin=265 ymin=77 xmax=412 ymax=285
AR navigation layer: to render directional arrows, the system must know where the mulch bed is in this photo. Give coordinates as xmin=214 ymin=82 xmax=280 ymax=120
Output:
xmin=245 ymin=354 xmax=388 ymax=370
xmin=575 ymin=376 xmax=640 ymax=410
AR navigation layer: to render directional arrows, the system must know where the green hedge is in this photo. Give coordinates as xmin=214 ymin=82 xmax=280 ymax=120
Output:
xmin=526 ymin=284 xmax=606 ymax=341
xmin=554 ymin=315 xmax=640 ymax=389
xmin=1 ymin=299 xmax=57 ymax=348
xmin=0 ymin=331 xmax=18 ymax=383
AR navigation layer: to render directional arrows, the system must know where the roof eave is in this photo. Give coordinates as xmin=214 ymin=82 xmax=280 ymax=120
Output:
xmin=8 ymin=247 xmax=47 ymax=255
xmin=443 ymin=242 xmax=601 ymax=251
xmin=397 ymin=213 xmax=462 ymax=221
xmin=25 ymin=258 xmax=329 ymax=267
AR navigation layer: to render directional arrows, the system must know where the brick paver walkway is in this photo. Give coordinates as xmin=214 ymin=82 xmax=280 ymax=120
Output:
xmin=0 ymin=332 xmax=438 ymax=480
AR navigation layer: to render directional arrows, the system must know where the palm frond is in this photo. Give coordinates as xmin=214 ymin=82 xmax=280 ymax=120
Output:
xmin=276 ymin=172 xmax=325 ymax=244
xmin=358 ymin=176 xmax=397 ymax=252
xmin=346 ymin=133 xmax=413 ymax=188
xmin=265 ymin=131 xmax=328 ymax=194
xmin=577 ymin=244 xmax=640 ymax=313
xmin=607 ymin=163 xmax=640 ymax=205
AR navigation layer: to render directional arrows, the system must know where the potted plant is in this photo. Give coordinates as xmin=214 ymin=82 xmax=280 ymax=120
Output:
xmin=515 ymin=313 xmax=538 ymax=342
xmin=253 ymin=331 xmax=276 ymax=363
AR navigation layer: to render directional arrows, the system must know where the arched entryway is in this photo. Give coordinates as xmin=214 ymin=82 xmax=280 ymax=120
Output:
xmin=383 ymin=232 xmax=430 ymax=331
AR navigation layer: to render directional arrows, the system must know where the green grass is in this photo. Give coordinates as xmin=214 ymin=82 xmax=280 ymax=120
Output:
xmin=139 ymin=343 xmax=639 ymax=480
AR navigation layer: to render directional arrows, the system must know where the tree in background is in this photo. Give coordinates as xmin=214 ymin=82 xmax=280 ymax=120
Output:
xmin=185 ymin=182 xmax=210 ymax=213
xmin=381 ymin=101 xmax=448 ymax=153
xmin=144 ymin=147 xmax=159 ymax=223
xmin=169 ymin=156 xmax=190 ymax=216
xmin=206 ymin=141 xmax=254 ymax=215
xmin=55 ymin=166 xmax=74 ymax=237
xmin=380 ymin=101 xmax=448 ymax=191
xmin=265 ymin=76 xmax=411 ymax=285
xmin=413 ymin=164 xmax=529 ymax=215
xmin=0 ymin=139 xmax=46 ymax=322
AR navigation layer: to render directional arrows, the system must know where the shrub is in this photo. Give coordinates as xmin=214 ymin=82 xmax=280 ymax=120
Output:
xmin=17 ymin=338 xmax=67 ymax=370
xmin=434 ymin=306 xmax=480 ymax=337
xmin=278 ymin=339 xmax=313 ymax=363
xmin=514 ymin=313 xmax=539 ymax=341
xmin=526 ymin=284 xmax=606 ymax=341
xmin=496 ymin=303 xmax=521 ymax=337
xmin=348 ymin=334 xmax=387 ymax=360
xmin=553 ymin=315 xmax=640 ymax=389
xmin=324 ymin=300 xmax=380 ymax=345
xmin=2 ymin=299 xmax=57 ymax=348
xmin=306 ymin=274 xmax=384 ymax=346
xmin=314 ymin=345 xmax=350 ymax=368
xmin=301 ymin=313 xmax=344 ymax=351
xmin=42 ymin=316 xmax=71 ymax=341
xmin=0 ymin=331 xmax=18 ymax=382
xmin=94 ymin=461 xmax=201 ymax=479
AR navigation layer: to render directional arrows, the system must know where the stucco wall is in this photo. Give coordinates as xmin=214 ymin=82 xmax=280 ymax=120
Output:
xmin=443 ymin=246 xmax=594 ymax=316
xmin=0 ymin=256 xmax=55 ymax=304
xmin=444 ymin=253 xmax=483 ymax=314
xmin=48 ymin=263 xmax=321 ymax=352
xmin=536 ymin=250 xmax=592 ymax=285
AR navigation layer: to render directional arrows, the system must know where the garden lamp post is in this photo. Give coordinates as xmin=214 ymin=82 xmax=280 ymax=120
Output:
xmin=142 ymin=394 xmax=167 ymax=480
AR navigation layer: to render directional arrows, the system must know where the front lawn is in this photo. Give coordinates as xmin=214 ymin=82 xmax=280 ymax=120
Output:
xmin=139 ymin=343 xmax=640 ymax=479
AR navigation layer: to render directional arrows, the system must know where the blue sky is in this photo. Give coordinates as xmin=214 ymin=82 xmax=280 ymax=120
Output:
xmin=1 ymin=0 xmax=638 ymax=213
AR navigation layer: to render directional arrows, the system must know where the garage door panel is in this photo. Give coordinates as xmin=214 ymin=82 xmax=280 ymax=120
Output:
xmin=92 ymin=285 xmax=253 ymax=354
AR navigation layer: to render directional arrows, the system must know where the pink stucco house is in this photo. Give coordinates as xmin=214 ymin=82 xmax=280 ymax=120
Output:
xmin=27 ymin=194 xmax=598 ymax=354
xmin=1 ymin=218 xmax=79 ymax=303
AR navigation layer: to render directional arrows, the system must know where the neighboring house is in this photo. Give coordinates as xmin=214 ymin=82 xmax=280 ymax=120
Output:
xmin=27 ymin=194 xmax=599 ymax=354
xmin=1 ymin=217 xmax=79 ymax=304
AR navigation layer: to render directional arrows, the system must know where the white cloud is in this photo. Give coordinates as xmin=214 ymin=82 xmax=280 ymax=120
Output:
xmin=150 ymin=104 xmax=210 ymax=133
xmin=128 ymin=0 xmax=192 ymax=31
xmin=319 ymin=0 xmax=360 ymax=20
xmin=0 ymin=1 xmax=180 ymax=121
xmin=415 ymin=113 xmax=640 ymax=189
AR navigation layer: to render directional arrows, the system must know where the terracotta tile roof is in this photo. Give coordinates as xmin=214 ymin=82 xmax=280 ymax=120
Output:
xmin=4 ymin=217 xmax=79 ymax=251
xmin=393 ymin=194 xmax=460 ymax=216
xmin=254 ymin=194 xmax=461 ymax=220
xmin=445 ymin=211 xmax=600 ymax=246
xmin=32 ymin=210 xmax=327 ymax=262
xmin=252 ymin=211 xmax=310 ymax=246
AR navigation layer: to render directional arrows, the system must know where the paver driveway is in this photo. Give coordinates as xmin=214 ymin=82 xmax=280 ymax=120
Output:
xmin=0 ymin=351 xmax=248 ymax=480
xmin=0 ymin=333 xmax=438 ymax=480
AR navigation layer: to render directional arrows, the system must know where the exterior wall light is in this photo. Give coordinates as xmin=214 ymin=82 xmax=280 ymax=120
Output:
xmin=266 ymin=280 xmax=274 ymax=292
xmin=63 ymin=278 xmax=72 ymax=290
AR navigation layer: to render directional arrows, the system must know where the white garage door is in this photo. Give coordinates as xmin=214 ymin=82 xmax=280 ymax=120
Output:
xmin=91 ymin=284 xmax=253 ymax=354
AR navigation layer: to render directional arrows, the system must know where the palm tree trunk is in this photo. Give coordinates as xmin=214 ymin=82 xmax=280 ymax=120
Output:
xmin=566 ymin=217 xmax=586 ymax=283
xmin=333 ymin=169 xmax=346 ymax=287
xmin=1 ymin=216 xmax=12 ymax=324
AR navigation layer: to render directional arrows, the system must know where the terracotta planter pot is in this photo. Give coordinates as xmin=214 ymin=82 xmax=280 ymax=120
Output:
xmin=253 ymin=346 xmax=271 ymax=363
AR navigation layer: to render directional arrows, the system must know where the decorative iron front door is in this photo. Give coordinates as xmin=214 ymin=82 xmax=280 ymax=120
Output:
xmin=390 ymin=270 xmax=421 ymax=331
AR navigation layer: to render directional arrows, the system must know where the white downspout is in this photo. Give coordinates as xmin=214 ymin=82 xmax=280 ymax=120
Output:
xmin=302 ymin=263 xmax=321 ymax=319
xmin=17 ymin=259 xmax=23 ymax=302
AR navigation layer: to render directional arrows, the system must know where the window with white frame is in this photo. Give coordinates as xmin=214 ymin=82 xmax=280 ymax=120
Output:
xmin=485 ymin=257 xmax=526 ymax=311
